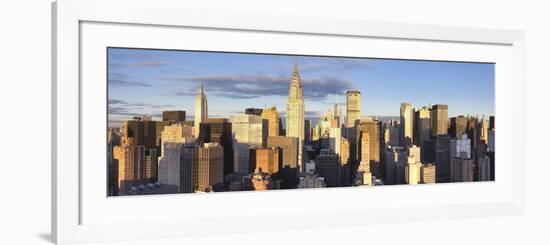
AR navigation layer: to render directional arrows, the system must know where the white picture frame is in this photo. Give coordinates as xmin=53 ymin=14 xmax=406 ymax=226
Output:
xmin=52 ymin=0 xmax=525 ymax=244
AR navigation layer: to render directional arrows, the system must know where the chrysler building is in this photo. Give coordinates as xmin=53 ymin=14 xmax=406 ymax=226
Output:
xmin=286 ymin=64 xmax=305 ymax=172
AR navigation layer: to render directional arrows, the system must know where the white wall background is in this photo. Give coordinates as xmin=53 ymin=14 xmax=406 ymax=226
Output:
xmin=0 ymin=0 xmax=547 ymax=244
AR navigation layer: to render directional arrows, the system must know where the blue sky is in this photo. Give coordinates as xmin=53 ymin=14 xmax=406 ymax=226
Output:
xmin=108 ymin=48 xmax=494 ymax=127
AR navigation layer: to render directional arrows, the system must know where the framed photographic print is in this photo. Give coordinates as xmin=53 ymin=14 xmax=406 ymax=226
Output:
xmin=52 ymin=0 xmax=525 ymax=244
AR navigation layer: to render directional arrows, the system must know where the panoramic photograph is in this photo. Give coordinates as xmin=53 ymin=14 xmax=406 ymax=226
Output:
xmin=106 ymin=47 xmax=495 ymax=196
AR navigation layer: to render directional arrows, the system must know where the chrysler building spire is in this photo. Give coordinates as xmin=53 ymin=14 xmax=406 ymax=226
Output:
xmin=286 ymin=64 xmax=305 ymax=172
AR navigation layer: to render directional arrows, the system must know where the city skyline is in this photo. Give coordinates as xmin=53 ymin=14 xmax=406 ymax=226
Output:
xmin=107 ymin=47 xmax=496 ymax=196
xmin=108 ymin=48 xmax=495 ymax=127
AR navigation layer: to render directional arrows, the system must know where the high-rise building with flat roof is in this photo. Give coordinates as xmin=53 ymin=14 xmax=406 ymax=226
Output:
xmin=384 ymin=120 xmax=400 ymax=148
xmin=479 ymin=117 xmax=490 ymax=144
xmin=113 ymin=137 xmax=146 ymax=194
xmin=162 ymin=110 xmax=186 ymax=123
xmin=231 ymin=114 xmax=268 ymax=174
xmin=199 ymin=118 xmax=233 ymax=175
xmin=121 ymin=117 xmax=164 ymax=149
xmin=385 ymin=146 xmax=408 ymax=185
xmin=414 ymin=106 xmax=431 ymax=148
xmin=315 ymin=150 xmax=341 ymax=187
xmin=267 ymin=136 xmax=299 ymax=188
xmin=346 ymin=90 xmax=361 ymax=127
xmin=304 ymin=119 xmax=312 ymax=145
xmin=196 ymin=143 xmax=224 ymax=192
xmin=408 ymin=145 xmax=421 ymax=163
xmin=160 ymin=124 xmax=194 ymax=157
xmin=158 ymin=143 xmax=197 ymax=193
xmin=144 ymin=149 xmax=158 ymax=181
xmin=261 ymin=106 xmax=279 ymax=137
xmin=267 ymin=137 xmax=299 ymax=167
xmin=421 ymin=164 xmax=436 ymax=184
xmin=450 ymin=116 xmax=468 ymax=138
xmin=358 ymin=119 xmax=381 ymax=177
xmin=488 ymin=129 xmax=495 ymax=152
xmin=477 ymin=154 xmax=492 ymax=181
xmin=245 ymin=108 xmax=263 ymax=116
xmin=451 ymin=152 xmax=474 ymax=182
xmin=254 ymin=147 xmax=281 ymax=174
xmin=231 ymin=114 xmax=267 ymax=148
xmin=405 ymin=156 xmax=421 ymax=185
xmin=435 ymin=135 xmax=451 ymax=183
xmin=400 ymin=102 xmax=414 ymax=146
xmin=450 ymin=134 xmax=471 ymax=159
xmin=430 ymin=104 xmax=448 ymax=137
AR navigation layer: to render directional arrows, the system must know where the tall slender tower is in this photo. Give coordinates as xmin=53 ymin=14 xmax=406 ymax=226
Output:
xmin=346 ymin=90 xmax=361 ymax=127
xmin=261 ymin=106 xmax=279 ymax=137
xmin=286 ymin=64 xmax=305 ymax=172
xmin=194 ymin=83 xmax=208 ymax=137
xmin=400 ymin=102 xmax=414 ymax=146
xmin=430 ymin=104 xmax=448 ymax=137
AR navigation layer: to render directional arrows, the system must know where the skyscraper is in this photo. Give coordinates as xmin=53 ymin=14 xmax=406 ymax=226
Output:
xmin=384 ymin=120 xmax=400 ymax=148
xmin=450 ymin=152 xmax=474 ymax=182
xmin=430 ymin=104 xmax=448 ymax=137
xmin=245 ymin=108 xmax=263 ymax=116
xmin=340 ymin=136 xmax=351 ymax=185
xmin=254 ymin=147 xmax=281 ymax=174
xmin=408 ymin=145 xmax=421 ymax=163
xmin=385 ymin=146 xmax=408 ymax=185
xmin=358 ymin=119 xmax=381 ymax=177
xmin=194 ymin=83 xmax=208 ymax=137
xmin=196 ymin=143 xmax=224 ymax=192
xmin=107 ymin=128 xmax=120 ymax=196
xmin=113 ymin=137 xmax=146 ymax=194
xmin=435 ymin=135 xmax=451 ymax=183
xmin=346 ymin=90 xmax=361 ymax=127
xmin=359 ymin=131 xmax=370 ymax=172
xmin=315 ymin=149 xmax=341 ymax=187
xmin=400 ymin=102 xmax=414 ymax=146
xmin=121 ymin=117 xmax=160 ymax=149
xmin=267 ymin=136 xmax=299 ymax=169
xmin=162 ymin=110 xmax=186 ymax=123
xmin=479 ymin=117 xmax=490 ymax=144
xmin=357 ymin=131 xmax=372 ymax=186
xmin=450 ymin=116 xmax=468 ymax=138
xmin=199 ymin=118 xmax=234 ymax=175
xmin=421 ymin=164 xmax=436 ymax=184
xmin=158 ymin=143 xmax=197 ymax=193
xmin=304 ymin=119 xmax=312 ymax=145
xmin=160 ymin=124 xmax=194 ymax=157
xmin=144 ymin=149 xmax=158 ymax=181
xmin=405 ymin=156 xmax=421 ymax=185
xmin=477 ymin=154 xmax=492 ymax=181
xmin=231 ymin=114 xmax=268 ymax=174
xmin=488 ymin=129 xmax=495 ymax=152
xmin=414 ymin=106 xmax=431 ymax=147
xmin=450 ymin=134 xmax=471 ymax=159
xmin=333 ymin=103 xmax=345 ymax=127
xmin=286 ymin=64 xmax=305 ymax=172
xmin=261 ymin=106 xmax=279 ymax=137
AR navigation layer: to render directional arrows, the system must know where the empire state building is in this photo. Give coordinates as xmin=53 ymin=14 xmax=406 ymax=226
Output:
xmin=194 ymin=83 xmax=208 ymax=137
xmin=286 ymin=64 xmax=305 ymax=172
